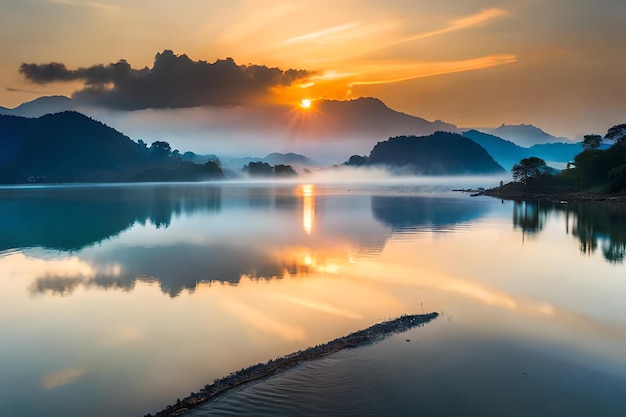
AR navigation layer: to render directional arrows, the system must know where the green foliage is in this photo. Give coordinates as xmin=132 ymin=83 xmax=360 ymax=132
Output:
xmin=582 ymin=134 xmax=602 ymax=150
xmin=368 ymin=132 xmax=504 ymax=174
xmin=608 ymin=163 xmax=626 ymax=192
xmin=511 ymin=157 xmax=548 ymax=184
xmin=244 ymin=161 xmax=298 ymax=177
xmin=572 ymin=149 xmax=606 ymax=189
xmin=568 ymin=135 xmax=626 ymax=191
xmin=605 ymin=124 xmax=626 ymax=146
xmin=203 ymin=160 xmax=223 ymax=178
xmin=0 ymin=112 xmax=224 ymax=183
xmin=150 ymin=140 xmax=172 ymax=158
xmin=274 ymin=164 xmax=298 ymax=177
xmin=244 ymin=161 xmax=274 ymax=177
xmin=346 ymin=155 xmax=369 ymax=166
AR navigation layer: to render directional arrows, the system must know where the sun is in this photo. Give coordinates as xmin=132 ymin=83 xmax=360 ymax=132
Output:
xmin=299 ymin=98 xmax=312 ymax=109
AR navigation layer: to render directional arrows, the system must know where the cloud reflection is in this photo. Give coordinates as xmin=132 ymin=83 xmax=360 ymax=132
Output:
xmin=41 ymin=368 xmax=85 ymax=390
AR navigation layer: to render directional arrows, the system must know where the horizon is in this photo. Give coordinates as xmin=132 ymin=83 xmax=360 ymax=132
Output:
xmin=1 ymin=1 xmax=625 ymax=141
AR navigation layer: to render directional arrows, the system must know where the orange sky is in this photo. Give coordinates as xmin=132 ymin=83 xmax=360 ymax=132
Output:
xmin=1 ymin=0 xmax=625 ymax=137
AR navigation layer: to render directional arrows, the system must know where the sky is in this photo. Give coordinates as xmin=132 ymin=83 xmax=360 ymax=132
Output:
xmin=1 ymin=0 xmax=625 ymax=139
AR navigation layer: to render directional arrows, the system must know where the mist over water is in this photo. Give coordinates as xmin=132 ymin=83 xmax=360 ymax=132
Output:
xmin=224 ymin=169 xmax=508 ymax=192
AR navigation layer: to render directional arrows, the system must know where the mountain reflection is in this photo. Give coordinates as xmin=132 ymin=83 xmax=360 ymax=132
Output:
xmin=0 ymin=184 xmax=221 ymax=251
xmin=13 ymin=184 xmax=383 ymax=298
xmin=30 ymin=244 xmax=300 ymax=297
xmin=511 ymin=200 xmax=626 ymax=264
xmin=371 ymin=195 xmax=490 ymax=232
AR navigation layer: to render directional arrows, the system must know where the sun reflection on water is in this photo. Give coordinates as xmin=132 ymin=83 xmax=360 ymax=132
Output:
xmin=301 ymin=184 xmax=315 ymax=235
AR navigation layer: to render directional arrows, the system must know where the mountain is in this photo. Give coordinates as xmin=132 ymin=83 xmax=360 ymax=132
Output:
xmin=263 ymin=152 xmax=318 ymax=166
xmin=314 ymin=97 xmax=457 ymax=136
xmin=479 ymin=124 xmax=571 ymax=147
xmin=358 ymin=132 xmax=505 ymax=175
xmin=0 ymin=111 xmax=223 ymax=183
xmin=461 ymin=130 xmax=526 ymax=171
xmin=462 ymin=129 xmax=582 ymax=170
xmin=0 ymin=95 xmax=76 ymax=117
xmin=1 ymin=96 xmax=459 ymax=163
xmin=527 ymin=142 xmax=583 ymax=162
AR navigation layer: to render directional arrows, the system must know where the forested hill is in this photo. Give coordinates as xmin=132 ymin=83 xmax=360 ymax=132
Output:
xmin=0 ymin=111 xmax=222 ymax=183
xmin=359 ymin=132 xmax=505 ymax=174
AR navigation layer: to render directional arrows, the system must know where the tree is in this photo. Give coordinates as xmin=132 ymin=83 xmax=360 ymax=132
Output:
xmin=244 ymin=161 xmax=273 ymax=177
xmin=605 ymin=124 xmax=626 ymax=146
xmin=582 ymin=134 xmax=602 ymax=150
xmin=274 ymin=164 xmax=298 ymax=177
xmin=346 ymin=155 xmax=369 ymax=166
xmin=608 ymin=163 xmax=626 ymax=192
xmin=203 ymin=160 xmax=223 ymax=178
xmin=511 ymin=157 xmax=548 ymax=184
xmin=150 ymin=140 xmax=172 ymax=158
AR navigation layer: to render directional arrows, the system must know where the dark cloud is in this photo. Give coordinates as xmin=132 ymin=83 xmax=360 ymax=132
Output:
xmin=19 ymin=50 xmax=311 ymax=109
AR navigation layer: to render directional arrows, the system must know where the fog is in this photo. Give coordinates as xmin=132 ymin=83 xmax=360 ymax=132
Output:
xmin=223 ymin=166 xmax=509 ymax=192
xmin=89 ymin=105 xmax=382 ymax=164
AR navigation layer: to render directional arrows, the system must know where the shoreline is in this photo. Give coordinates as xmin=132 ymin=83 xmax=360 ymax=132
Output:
xmin=470 ymin=185 xmax=626 ymax=203
xmin=145 ymin=312 xmax=439 ymax=417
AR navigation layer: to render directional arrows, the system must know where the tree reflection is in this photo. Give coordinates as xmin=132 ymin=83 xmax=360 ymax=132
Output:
xmin=510 ymin=200 xmax=626 ymax=264
xmin=0 ymin=184 xmax=222 ymax=251
xmin=29 ymin=244 xmax=301 ymax=298
xmin=512 ymin=201 xmax=546 ymax=234
xmin=371 ymin=196 xmax=490 ymax=232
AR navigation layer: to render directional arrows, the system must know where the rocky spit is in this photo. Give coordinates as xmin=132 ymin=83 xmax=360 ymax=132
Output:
xmin=145 ymin=312 xmax=439 ymax=417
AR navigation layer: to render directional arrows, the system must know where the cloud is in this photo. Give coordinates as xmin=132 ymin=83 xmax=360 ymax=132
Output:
xmin=346 ymin=54 xmax=518 ymax=87
xmin=394 ymin=8 xmax=509 ymax=45
xmin=19 ymin=50 xmax=312 ymax=109
xmin=281 ymin=22 xmax=361 ymax=45
xmin=46 ymin=0 xmax=122 ymax=12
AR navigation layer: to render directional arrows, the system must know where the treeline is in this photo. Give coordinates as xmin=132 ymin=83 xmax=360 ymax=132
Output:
xmin=243 ymin=161 xmax=298 ymax=177
xmin=0 ymin=111 xmax=224 ymax=183
xmin=508 ymin=124 xmax=626 ymax=193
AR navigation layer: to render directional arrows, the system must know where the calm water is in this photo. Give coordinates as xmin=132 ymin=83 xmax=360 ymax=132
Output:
xmin=0 ymin=181 xmax=625 ymax=417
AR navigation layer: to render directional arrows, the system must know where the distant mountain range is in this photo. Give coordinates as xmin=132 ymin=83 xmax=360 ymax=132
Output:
xmin=462 ymin=130 xmax=582 ymax=170
xmin=0 ymin=95 xmax=76 ymax=117
xmin=0 ymin=95 xmax=585 ymax=175
xmin=310 ymin=97 xmax=457 ymax=137
xmin=0 ymin=96 xmax=462 ymax=162
xmin=478 ymin=124 xmax=572 ymax=147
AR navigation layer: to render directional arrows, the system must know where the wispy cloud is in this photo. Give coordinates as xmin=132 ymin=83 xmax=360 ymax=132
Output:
xmin=216 ymin=2 xmax=303 ymax=44
xmin=46 ymin=0 xmax=121 ymax=12
xmin=347 ymin=54 xmax=519 ymax=87
xmin=282 ymin=22 xmax=361 ymax=45
xmin=395 ymin=8 xmax=509 ymax=45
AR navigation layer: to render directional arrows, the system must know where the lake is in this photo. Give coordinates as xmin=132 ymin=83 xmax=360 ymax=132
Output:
xmin=0 ymin=181 xmax=625 ymax=417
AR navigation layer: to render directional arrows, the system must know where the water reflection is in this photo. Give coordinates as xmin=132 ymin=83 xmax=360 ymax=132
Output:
xmin=302 ymin=184 xmax=315 ymax=235
xmin=371 ymin=195 xmax=490 ymax=232
xmin=511 ymin=200 xmax=626 ymax=263
xmin=0 ymin=184 xmax=221 ymax=251
xmin=1 ymin=184 xmax=625 ymax=417
xmin=27 ymin=244 xmax=296 ymax=297
xmin=512 ymin=201 xmax=546 ymax=234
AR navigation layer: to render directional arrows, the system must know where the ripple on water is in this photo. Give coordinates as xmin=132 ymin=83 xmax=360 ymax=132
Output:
xmin=187 ymin=352 xmax=392 ymax=417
